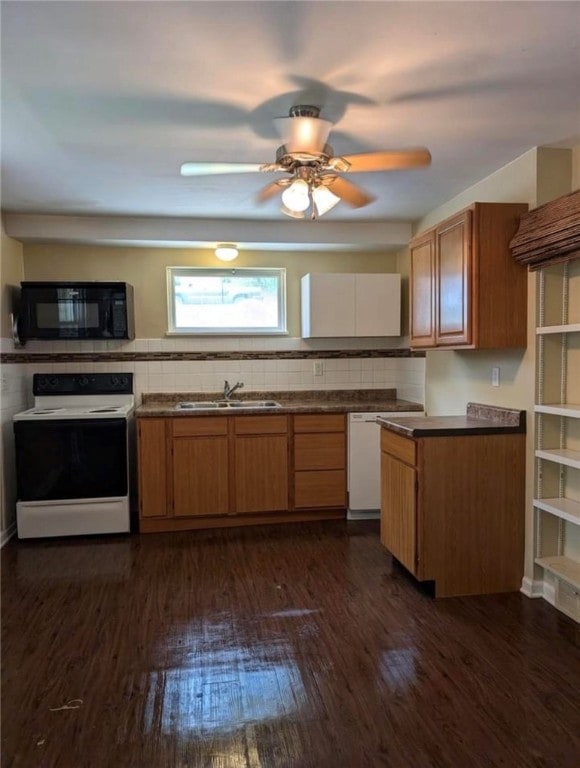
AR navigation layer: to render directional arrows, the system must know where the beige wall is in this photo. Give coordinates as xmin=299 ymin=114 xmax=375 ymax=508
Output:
xmin=573 ymin=146 xmax=580 ymax=191
xmin=22 ymin=245 xmax=399 ymax=339
xmin=1 ymin=221 xmax=24 ymax=338
xmin=0 ymin=221 xmax=26 ymax=538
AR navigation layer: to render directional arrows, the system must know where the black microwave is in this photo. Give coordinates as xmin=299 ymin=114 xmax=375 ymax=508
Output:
xmin=19 ymin=282 xmax=135 ymax=341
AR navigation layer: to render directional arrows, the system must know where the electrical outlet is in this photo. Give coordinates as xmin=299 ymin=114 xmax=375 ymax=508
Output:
xmin=491 ymin=367 xmax=500 ymax=387
xmin=0 ymin=373 xmax=8 ymax=394
xmin=313 ymin=361 xmax=324 ymax=377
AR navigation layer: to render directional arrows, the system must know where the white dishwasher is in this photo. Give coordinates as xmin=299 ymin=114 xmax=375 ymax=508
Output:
xmin=347 ymin=411 xmax=424 ymax=519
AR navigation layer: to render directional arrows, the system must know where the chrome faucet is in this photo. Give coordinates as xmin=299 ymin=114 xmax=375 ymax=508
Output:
xmin=223 ymin=380 xmax=244 ymax=400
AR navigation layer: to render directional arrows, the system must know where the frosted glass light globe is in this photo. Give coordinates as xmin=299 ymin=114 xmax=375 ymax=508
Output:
xmin=281 ymin=179 xmax=310 ymax=212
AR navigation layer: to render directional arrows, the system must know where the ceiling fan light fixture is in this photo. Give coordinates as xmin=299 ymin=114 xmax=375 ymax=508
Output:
xmin=274 ymin=107 xmax=333 ymax=154
xmin=281 ymin=178 xmax=310 ymax=212
xmin=311 ymin=184 xmax=341 ymax=216
xmin=215 ymin=244 xmax=239 ymax=262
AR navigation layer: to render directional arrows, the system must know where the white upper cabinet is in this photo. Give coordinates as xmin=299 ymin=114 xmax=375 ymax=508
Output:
xmin=301 ymin=273 xmax=401 ymax=338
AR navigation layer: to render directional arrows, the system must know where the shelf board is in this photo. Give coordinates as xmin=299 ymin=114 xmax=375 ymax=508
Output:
xmin=535 ymin=448 xmax=580 ymax=469
xmin=535 ymin=404 xmax=580 ymax=418
xmin=534 ymin=497 xmax=580 ymax=525
xmin=535 ymin=556 xmax=580 ymax=590
xmin=536 ymin=323 xmax=580 ymax=335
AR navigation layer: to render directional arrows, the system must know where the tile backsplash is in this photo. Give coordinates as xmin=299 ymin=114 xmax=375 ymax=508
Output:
xmin=1 ymin=335 xmax=425 ymax=406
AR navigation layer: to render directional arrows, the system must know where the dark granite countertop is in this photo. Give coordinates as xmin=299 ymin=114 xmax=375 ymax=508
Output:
xmin=376 ymin=402 xmax=526 ymax=437
xmin=136 ymin=389 xmax=424 ymax=417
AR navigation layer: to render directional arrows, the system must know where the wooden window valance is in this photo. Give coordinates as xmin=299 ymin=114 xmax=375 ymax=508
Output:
xmin=510 ymin=188 xmax=580 ymax=270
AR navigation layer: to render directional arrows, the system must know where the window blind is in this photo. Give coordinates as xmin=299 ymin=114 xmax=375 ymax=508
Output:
xmin=510 ymin=189 xmax=580 ymax=270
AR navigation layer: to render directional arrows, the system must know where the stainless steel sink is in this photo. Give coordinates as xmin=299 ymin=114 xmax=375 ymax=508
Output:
xmin=175 ymin=400 xmax=281 ymax=411
xmin=175 ymin=402 xmax=221 ymax=410
xmin=225 ymin=400 xmax=281 ymax=408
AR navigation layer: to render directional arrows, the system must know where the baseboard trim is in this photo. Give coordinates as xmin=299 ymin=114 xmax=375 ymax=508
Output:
xmin=521 ymin=576 xmax=545 ymax=598
xmin=1 ymin=523 xmax=17 ymax=548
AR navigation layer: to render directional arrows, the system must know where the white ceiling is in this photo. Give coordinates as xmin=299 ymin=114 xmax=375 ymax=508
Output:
xmin=1 ymin=1 xmax=579 ymax=248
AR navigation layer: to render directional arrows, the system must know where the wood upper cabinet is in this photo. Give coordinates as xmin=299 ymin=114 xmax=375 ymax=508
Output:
xmin=380 ymin=426 xmax=525 ymax=597
xmin=293 ymin=413 xmax=347 ymax=509
xmin=233 ymin=415 xmax=289 ymax=514
xmin=409 ymin=233 xmax=436 ymax=347
xmin=436 ymin=210 xmax=472 ymax=346
xmin=409 ymin=202 xmax=528 ymax=350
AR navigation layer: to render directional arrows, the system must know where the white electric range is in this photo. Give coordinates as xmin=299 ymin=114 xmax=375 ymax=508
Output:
xmin=13 ymin=373 xmax=135 ymax=539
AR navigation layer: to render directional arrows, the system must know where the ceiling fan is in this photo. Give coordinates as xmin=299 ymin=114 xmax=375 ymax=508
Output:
xmin=180 ymin=105 xmax=432 ymax=219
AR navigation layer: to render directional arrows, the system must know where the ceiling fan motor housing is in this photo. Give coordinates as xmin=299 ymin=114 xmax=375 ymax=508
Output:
xmin=288 ymin=105 xmax=321 ymax=119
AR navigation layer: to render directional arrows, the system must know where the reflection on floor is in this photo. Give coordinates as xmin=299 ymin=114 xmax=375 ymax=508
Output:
xmin=2 ymin=520 xmax=579 ymax=767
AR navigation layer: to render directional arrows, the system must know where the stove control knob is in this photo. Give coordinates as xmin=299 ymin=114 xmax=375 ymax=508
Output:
xmin=78 ymin=376 xmax=89 ymax=387
xmin=111 ymin=375 xmax=128 ymax=389
xmin=49 ymin=377 xmax=59 ymax=388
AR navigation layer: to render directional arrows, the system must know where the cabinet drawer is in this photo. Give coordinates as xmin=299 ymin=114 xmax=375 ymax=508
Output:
xmin=294 ymin=433 xmax=345 ymax=470
xmin=172 ymin=417 xmax=228 ymax=437
xmin=295 ymin=470 xmax=346 ymax=508
xmin=294 ymin=413 xmax=345 ymax=433
xmin=380 ymin=428 xmax=416 ymax=466
xmin=234 ymin=415 xmax=288 ymax=435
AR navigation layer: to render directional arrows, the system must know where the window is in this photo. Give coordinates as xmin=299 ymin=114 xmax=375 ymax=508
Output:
xmin=167 ymin=267 xmax=287 ymax=335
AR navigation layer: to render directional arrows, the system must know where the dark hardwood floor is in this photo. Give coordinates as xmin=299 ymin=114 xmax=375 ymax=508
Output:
xmin=1 ymin=520 xmax=579 ymax=768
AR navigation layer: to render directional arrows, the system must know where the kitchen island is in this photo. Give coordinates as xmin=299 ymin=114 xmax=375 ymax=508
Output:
xmin=377 ymin=403 xmax=526 ymax=597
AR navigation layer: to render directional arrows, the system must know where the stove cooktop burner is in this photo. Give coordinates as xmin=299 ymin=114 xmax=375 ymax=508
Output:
xmin=13 ymin=372 xmax=135 ymax=423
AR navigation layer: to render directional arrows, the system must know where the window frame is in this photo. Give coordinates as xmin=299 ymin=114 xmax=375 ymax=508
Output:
xmin=166 ymin=266 xmax=287 ymax=336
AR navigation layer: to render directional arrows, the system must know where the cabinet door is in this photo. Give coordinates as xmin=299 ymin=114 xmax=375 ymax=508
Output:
xmin=301 ymin=273 xmax=355 ymax=337
xmin=138 ymin=419 xmax=168 ymax=518
xmin=355 ymin=274 xmax=401 ymax=337
xmin=172 ymin=436 xmax=229 ymax=517
xmin=410 ymin=234 xmax=436 ymax=347
xmin=436 ymin=210 xmax=472 ymax=346
xmin=380 ymin=451 xmax=417 ymax=575
xmin=235 ymin=434 xmax=288 ymax=513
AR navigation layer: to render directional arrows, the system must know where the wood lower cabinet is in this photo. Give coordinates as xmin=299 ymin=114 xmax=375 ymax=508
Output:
xmin=380 ymin=451 xmax=417 ymax=575
xmin=138 ymin=411 xmax=348 ymax=531
xmin=137 ymin=419 xmax=169 ymax=519
xmin=233 ymin=415 xmax=288 ymax=514
xmin=380 ymin=426 xmax=525 ymax=597
xmin=293 ymin=414 xmax=346 ymax=509
xmin=410 ymin=202 xmax=528 ymax=350
xmin=172 ymin=417 xmax=229 ymax=518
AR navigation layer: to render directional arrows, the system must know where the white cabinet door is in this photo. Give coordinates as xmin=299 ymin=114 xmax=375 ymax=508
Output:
xmin=301 ymin=273 xmax=355 ymax=337
xmin=301 ymin=273 xmax=401 ymax=338
xmin=355 ymin=274 xmax=401 ymax=336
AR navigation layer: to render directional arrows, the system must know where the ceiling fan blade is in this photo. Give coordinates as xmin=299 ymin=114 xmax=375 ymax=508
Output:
xmin=256 ymin=179 xmax=289 ymax=203
xmin=338 ymin=148 xmax=432 ymax=173
xmin=325 ymin=177 xmax=374 ymax=208
xmin=180 ymin=162 xmax=265 ymax=176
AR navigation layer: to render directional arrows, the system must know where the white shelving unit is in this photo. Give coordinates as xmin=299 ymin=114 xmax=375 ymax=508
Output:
xmin=533 ymin=260 xmax=580 ymax=622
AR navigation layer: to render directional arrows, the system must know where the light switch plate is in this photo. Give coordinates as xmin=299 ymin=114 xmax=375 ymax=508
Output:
xmin=491 ymin=367 xmax=500 ymax=387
